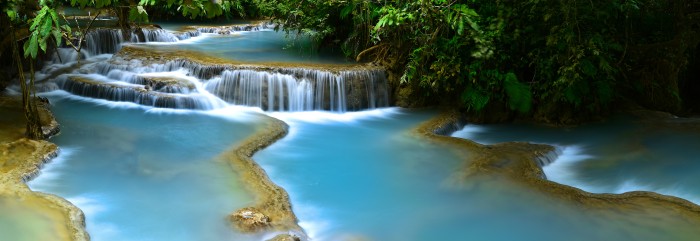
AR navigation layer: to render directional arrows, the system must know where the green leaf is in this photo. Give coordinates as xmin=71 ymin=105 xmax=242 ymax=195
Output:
xmin=129 ymin=6 xmax=149 ymax=22
xmin=24 ymin=33 xmax=39 ymax=59
xmin=41 ymin=17 xmax=53 ymax=36
xmin=52 ymin=29 xmax=62 ymax=47
xmin=39 ymin=36 xmax=48 ymax=52
xmin=340 ymin=4 xmax=353 ymax=19
xmin=31 ymin=7 xmax=49 ymax=31
xmin=50 ymin=9 xmax=60 ymax=26
xmin=6 ymin=10 xmax=18 ymax=22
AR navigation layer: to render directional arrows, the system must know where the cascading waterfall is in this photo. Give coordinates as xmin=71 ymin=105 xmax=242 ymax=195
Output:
xmin=85 ymin=29 xmax=126 ymax=55
xmin=85 ymin=28 xmax=181 ymax=55
xmin=42 ymin=23 xmax=389 ymax=112
xmin=56 ymin=73 xmax=226 ymax=110
xmin=195 ymin=22 xmax=273 ymax=34
xmin=204 ymin=68 xmax=388 ymax=112
xmin=85 ymin=58 xmax=390 ymax=112
xmin=84 ymin=23 xmax=271 ymax=56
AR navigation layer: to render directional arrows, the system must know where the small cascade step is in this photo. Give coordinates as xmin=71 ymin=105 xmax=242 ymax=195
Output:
xmin=59 ymin=75 xmax=219 ymax=110
xmin=132 ymin=75 xmax=197 ymax=94
xmin=104 ymin=70 xmax=196 ymax=94
xmin=84 ymin=22 xmax=273 ymax=56
xmin=193 ymin=22 xmax=273 ymax=34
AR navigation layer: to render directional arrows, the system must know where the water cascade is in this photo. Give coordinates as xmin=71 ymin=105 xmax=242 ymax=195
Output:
xmin=206 ymin=68 xmax=389 ymax=111
xmin=57 ymin=75 xmax=224 ymax=110
xmin=195 ymin=22 xmax=273 ymax=34
xmin=62 ymin=56 xmax=389 ymax=112
xmin=33 ymin=22 xmax=389 ymax=113
xmin=84 ymin=28 xmax=183 ymax=55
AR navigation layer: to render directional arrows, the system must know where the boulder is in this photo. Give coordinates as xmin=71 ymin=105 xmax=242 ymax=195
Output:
xmin=229 ymin=207 xmax=270 ymax=232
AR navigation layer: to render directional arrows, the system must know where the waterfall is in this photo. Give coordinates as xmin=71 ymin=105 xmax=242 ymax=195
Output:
xmin=85 ymin=29 xmax=126 ymax=55
xmin=84 ymin=23 xmax=272 ymax=56
xmin=205 ymin=68 xmax=388 ymax=112
xmin=56 ymin=73 xmax=226 ymax=110
xmin=138 ymin=28 xmax=180 ymax=42
xmin=173 ymin=30 xmax=201 ymax=40
xmin=85 ymin=28 xmax=180 ymax=55
xmin=195 ymin=22 xmax=273 ymax=34
xmin=90 ymin=57 xmax=389 ymax=112
xmin=43 ymin=22 xmax=389 ymax=112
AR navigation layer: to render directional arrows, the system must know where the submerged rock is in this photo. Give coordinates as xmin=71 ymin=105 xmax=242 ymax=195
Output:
xmin=266 ymin=234 xmax=301 ymax=241
xmin=230 ymin=207 xmax=271 ymax=232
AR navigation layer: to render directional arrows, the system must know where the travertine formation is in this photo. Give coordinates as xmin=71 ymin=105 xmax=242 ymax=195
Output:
xmin=0 ymin=95 xmax=88 ymax=241
xmin=415 ymin=110 xmax=700 ymax=229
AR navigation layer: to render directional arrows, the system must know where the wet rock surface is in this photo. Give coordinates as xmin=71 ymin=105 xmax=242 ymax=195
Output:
xmin=230 ymin=207 xmax=271 ymax=232
xmin=0 ymin=94 xmax=88 ymax=241
xmin=266 ymin=234 xmax=302 ymax=241
xmin=221 ymin=116 xmax=307 ymax=239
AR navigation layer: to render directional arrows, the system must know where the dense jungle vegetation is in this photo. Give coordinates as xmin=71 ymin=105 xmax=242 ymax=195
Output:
xmin=2 ymin=0 xmax=700 ymax=138
xmin=252 ymin=0 xmax=700 ymax=123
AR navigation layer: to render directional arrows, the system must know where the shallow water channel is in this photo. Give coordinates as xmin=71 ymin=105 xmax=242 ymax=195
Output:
xmin=27 ymin=94 xmax=266 ymax=241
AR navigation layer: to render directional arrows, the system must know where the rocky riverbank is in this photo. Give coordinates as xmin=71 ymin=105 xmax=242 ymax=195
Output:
xmin=220 ymin=115 xmax=306 ymax=240
xmin=0 ymin=95 xmax=89 ymax=241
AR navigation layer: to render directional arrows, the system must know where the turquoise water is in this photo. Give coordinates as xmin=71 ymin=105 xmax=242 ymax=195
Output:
xmin=452 ymin=116 xmax=700 ymax=204
xmin=6 ymin=19 xmax=700 ymax=241
xmin=27 ymin=93 xmax=267 ymax=241
xmin=254 ymin=110 xmax=696 ymax=241
xmin=143 ymin=28 xmax=351 ymax=64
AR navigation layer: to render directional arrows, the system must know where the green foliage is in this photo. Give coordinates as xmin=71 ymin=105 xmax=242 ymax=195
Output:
xmin=6 ymin=0 xmax=249 ymax=61
xmin=24 ymin=6 xmax=62 ymax=58
xmin=4 ymin=0 xmax=695 ymax=121
xmin=503 ymin=73 xmax=531 ymax=113
xmin=252 ymin=0 xmax=700 ymax=120
xmin=129 ymin=5 xmax=149 ymax=23
xmin=462 ymin=86 xmax=489 ymax=111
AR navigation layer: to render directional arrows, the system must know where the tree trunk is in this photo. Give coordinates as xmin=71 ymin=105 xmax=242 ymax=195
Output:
xmin=11 ymin=25 xmax=44 ymax=140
